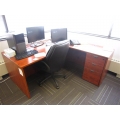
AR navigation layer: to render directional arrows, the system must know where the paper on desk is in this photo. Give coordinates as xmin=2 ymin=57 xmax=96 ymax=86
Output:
xmin=33 ymin=58 xmax=39 ymax=60
xmin=27 ymin=47 xmax=34 ymax=51
xmin=34 ymin=52 xmax=46 ymax=58
xmin=18 ymin=68 xmax=23 ymax=76
xmin=46 ymin=46 xmax=51 ymax=53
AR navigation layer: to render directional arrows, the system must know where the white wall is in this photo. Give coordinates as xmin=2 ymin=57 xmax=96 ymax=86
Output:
xmin=0 ymin=40 xmax=9 ymax=61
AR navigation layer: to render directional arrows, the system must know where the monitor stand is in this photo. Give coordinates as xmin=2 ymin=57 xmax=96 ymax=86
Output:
xmin=30 ymin=41 xmax=44 ymax=48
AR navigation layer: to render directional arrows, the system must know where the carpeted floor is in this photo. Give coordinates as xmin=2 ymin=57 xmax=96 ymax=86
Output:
xmin=0 ymin=68 xmax=120 ymax=105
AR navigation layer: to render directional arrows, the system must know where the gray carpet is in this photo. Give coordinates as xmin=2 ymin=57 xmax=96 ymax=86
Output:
xmin=0 ymin=68 xmax=120 ymax=105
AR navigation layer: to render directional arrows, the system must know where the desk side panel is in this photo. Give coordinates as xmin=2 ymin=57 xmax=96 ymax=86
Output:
xmin=2 ymin=53 xmax=30 ymax=98
xmin=99 ymin=52 xmax=114 ymax=85
xmin=65 ymin=48 xmax=86 ymax=76
xmin=24 ymin=64 xmax=36 ymax=78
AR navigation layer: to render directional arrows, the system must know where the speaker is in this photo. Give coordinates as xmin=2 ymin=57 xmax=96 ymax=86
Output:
xmin=6 ymin=33 xmax=26 ymax=54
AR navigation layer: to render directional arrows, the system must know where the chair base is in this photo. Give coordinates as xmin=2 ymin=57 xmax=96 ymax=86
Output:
xmin=37 ymin=73 xmax=66 ymax=89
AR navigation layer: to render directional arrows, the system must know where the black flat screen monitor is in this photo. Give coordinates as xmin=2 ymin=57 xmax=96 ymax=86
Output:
xmin=26 ymin=26 xmax=45 ymax=47
xmin=51 ymin=28 xmax=67 ymax=43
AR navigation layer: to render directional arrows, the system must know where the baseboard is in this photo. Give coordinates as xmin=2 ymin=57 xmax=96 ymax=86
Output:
xmin=116 ymin=74 xmax=120 ymax=78
xmin=108 ymin=59 xmax=120 ymax=76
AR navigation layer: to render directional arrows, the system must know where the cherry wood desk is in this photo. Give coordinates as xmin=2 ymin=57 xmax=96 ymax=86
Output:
xmin=2 ymin=44 xmax=113 ymax=98
xmin=2 ymin=45 xmax=47 ymax=98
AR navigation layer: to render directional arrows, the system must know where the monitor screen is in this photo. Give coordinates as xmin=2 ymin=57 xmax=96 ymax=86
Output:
xmin=26 ymin=26 xmax=45 ymax=43
xmin=51 ymin=28 xmax=67 ymax=43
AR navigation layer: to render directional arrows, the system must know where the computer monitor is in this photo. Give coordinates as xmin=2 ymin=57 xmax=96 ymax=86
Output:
xmin=51 ymin=28 xmax=67 ymax=43
xmin=26 ymin=26 xmax=45 ymax=47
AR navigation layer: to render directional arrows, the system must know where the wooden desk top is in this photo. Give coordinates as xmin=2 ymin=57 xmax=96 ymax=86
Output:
xmin=70 ymin=44 xmax=114 ymax=58
xmin=2 ymin=43 xmax=114 ymax=69
xmin=2 ymin=44 xmax=47 ymax=68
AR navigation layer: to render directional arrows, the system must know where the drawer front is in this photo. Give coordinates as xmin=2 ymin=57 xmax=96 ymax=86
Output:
xmin=83 ymin=67 xmax=102 ymax=76
xmin=86 ymin=53 xmax=106 ymax=66
xmin=82 ymin=73 xmax=100 ymax=86
xmin=85 ymin=61 xmax=104 ymax=72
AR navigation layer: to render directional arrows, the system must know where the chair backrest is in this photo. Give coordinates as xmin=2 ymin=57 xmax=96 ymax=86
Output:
xmin=45 ymin=40 xmax=70 ymax=73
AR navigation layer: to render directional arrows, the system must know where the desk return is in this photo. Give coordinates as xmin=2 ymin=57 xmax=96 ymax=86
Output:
xmin=65 ymin=46 xmax=113 ymax=86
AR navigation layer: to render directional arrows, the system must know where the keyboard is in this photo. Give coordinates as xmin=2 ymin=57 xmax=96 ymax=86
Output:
xmin=15 ymin=50 xmax=38 ymax=60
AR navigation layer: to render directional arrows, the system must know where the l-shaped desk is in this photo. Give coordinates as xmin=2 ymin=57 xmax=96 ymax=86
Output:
xmin=2 ymin=42 xmax=113 ymax=98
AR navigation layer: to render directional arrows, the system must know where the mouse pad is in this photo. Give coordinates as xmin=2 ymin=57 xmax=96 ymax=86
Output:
xmin=34 ymin=52 xmax=46 ymax=57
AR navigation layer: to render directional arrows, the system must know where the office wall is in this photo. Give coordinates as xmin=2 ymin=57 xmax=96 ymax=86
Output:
xmin=0 ymin=40 xmax=9 ymax=78
xmin=0 ymin=40 xmax=9 ymax=61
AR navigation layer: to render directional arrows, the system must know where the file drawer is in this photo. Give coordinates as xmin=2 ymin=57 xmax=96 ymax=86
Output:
xmin=85 ymin=61 xmax=104 ymax=73
xmin=83 ymin=67 xmax=102 ymax=76
xmin=82 ymin=73 xmax=100 ymax=86
xmin=86 ymin=53 xmax=106 ymax=67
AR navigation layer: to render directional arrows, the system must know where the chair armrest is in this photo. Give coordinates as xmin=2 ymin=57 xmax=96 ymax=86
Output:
xmin=41 ymin=61 xmax=50 ymax=72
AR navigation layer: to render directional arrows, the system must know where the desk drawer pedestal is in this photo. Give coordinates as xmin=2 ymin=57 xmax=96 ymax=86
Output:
xmin=82 ymin=53 xmax=107 ymax=86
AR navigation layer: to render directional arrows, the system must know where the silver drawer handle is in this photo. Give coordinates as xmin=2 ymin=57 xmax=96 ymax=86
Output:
xmin=93 ymin=55 xmax=98 ymax=58
xmin=90 ymin=70 xmax=94 ymax=72
xmin=92 ymin=63 xmax=96 ymax=66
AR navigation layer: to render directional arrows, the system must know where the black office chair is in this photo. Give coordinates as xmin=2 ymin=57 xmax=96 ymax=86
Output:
xmin=35 ymin=40 xmax=70 ymax=89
